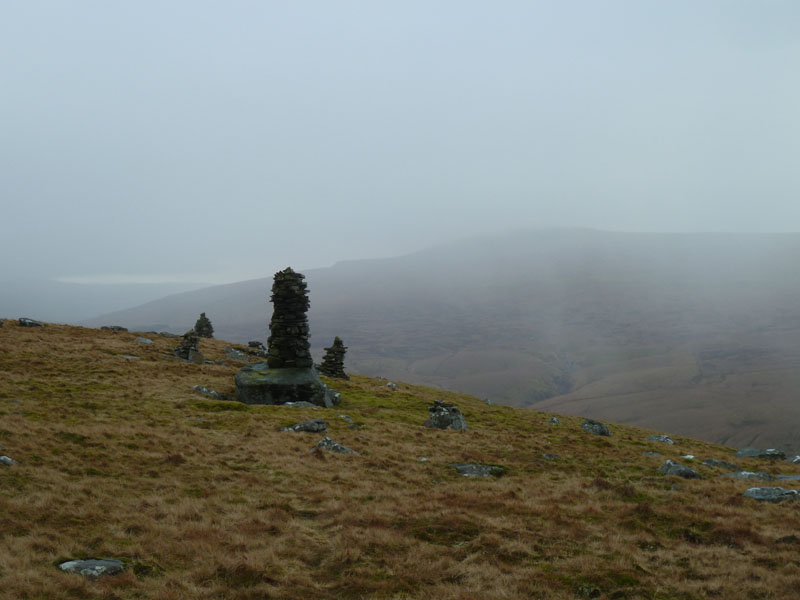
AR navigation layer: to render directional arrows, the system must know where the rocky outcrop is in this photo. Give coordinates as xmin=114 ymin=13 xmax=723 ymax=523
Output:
xmin=582 ymin=419 xmax=611 ymax=436
xmin=281 ymin=418 xmax=327 ymax=433
xmin=58 ymin=559 xmax=124 ymax=579
xmin=313 ymin=436 xmax=357 ymax=454
xmin=423 ymin=400 xmax=468 ymax=431
xmin=658 ymin=460 xmax=702 ymax=479
xmin=743 ymin=487 xmax=799 ymax=503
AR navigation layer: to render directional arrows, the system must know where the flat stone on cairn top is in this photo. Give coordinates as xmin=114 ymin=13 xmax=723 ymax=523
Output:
xmin=235 ymin=267 xmax=340 ymax=407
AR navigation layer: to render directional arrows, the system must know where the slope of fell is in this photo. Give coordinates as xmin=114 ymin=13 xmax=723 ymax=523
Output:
xmin=1 ymin=321 xmax=800 ymax=599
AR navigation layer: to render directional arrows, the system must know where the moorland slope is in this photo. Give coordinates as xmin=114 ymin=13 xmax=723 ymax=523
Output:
xmin=79 ymin=230 xmax=800 ymax=453
xmin=1 ymin=322 xmax=800 ymax=599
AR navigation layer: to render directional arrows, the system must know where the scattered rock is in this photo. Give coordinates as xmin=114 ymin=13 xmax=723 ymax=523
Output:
xmin=548 ymin=417 xmax=560 ymax=425
xmin=701 ymin=458 xmax=740 ymax=470
xmin=645 ymin=434 xmax=674 ymax=444
xmin=788 ymin=456 xmax=800 ymax=464
xmin=484 ymin=398 xmax=492 ymax=405
xmin=452 ymin=464 xmax=506 ymax=478
xmin=658 ymin=460 xmax=702 ymax=479
xmin=192 ymin=385 xmax=225 ymax=400
xmin=159 ymin=331 xmax=180 ymax=339
xmin=541 ymin=453 xmax=559 ymax=460
xmin=417 ymin=457 xmax=427 ymax=462
xmin=248 ymin=340 xmax=266 ymax=350
xmin=423 ymin=400 xmax=468 ymax=431
xmin=0 ymin=456 xmax=19 ymax=466
xmin=313 ymin=436 xmax=357 ymax=454
xmin=101 ymin=325 xmax=128 ymax=332
xmin=58 ymin=559 xmax=124 ymax=579
xmin=18 ymin=318 xmax=43 ymax=327
xmin=722 ymin=471 xmax=775 ymax=481
xmin=581 ymin=419 xmax=611 ymax=436
xmin=776 ymin=474 xmax=800 ymax=481
xmin=282 ymin=401 xmax=318 ymax=408
xmin=282 ymin=418 xmax=327 ymax=433
xmin=735 ymin=448 xmax=786 ymax=461
xmin=224 ymin=347 xmax=249 ymax=362
xmin=338 ymin=414 xmax=354 ymax=423
xmin=643 ymin=451 xmax=662 ymax=457
xmin=121 ymin=355 xmax=140 ymax=360
xmin=386 ymin=382 xmax=398 ymax=390
xmin=743 ymin=487 xmax=799 ymax=503
xmin=681 ymin=455 xmax=696 ymax=460
xmin=135 ymin=337 xmax=153 ymax=344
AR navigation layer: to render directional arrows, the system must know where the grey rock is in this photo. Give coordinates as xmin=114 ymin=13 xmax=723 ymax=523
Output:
xmin=788 ymin=456 xmax=800 ymax=464
xmin=121 ymin=355 xmax=140 ymax=360
xmin=743 ymin=487 xmax=799 ymax=503
xmin=338 ymin=414 xmax=354 ymax=423
xmin=541 ymin=453 xmax=559 ymax=460
xmin=484 ymin=398 xmax=492 ymax=405
xmin=135 ymin=337 xmax=153 ymax=344
xmin=581 ymin=419 xmax=611 ymax=436
xmin=735 ymin=447 xmax=786 ymax=461
xmin=642 ymin=451 xmax=662 ymax=457
xmin=423 ymin=400 xmax=468 ymax=431
xmin=101 ymin=325 xmax=128 ymax=332
xmin=187 ymin=349 xmax=205 ymax=364
xmin=282 ymin=401 xmax=317 ymax=408
xmin=281 ymin=418 xmax=327 ymax=433
xmin=58 ymin=559 xmax=124 ymax=579
xmin=722 ymin=471 xmax=775 ymax=481
xmin=235 ymin=363 xmax=340 ymax=407
xmin=224 ymin=347 xmax=250 ymax=362
xmin=702 ymin=458 xmax=740 ymax=470
xmin=386 ymin=382 xmax=398 ymax=390
xmin=452 ymin=463 xmax=506 ymax=477
xmin=0 ymin=456 xmax=19 ymax=466
xmin=776 ymin=474 xmax=800 ymax=481
xmin=248 ymin=340 xmax=266 ymax=349
xmin=159 ymin=331 xmax=180 ymax=339
xmin=646 ymin=434 xmax=675 ymax=444
xmin=313 ymin=436 xmax=356 ymax=454
xmin=548 ymin=417 xmax=560 ymax=425
xmin=18 ymin=318 xmax=44 ymax=327
xmin=658 ymin=460 xmax=702 ymax=479
xmin=192 ymin=385 xmax=225 ymax=400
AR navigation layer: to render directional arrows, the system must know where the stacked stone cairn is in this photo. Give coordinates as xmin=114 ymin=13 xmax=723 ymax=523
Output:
xmin=266 ymin=268 xmax=313 ymax=368
xmin=234 ymin=267 xmax=340 ymax=407
xmin=194 ymin=312 xmax=214 ymax=338
xmin=318 ymin=336 xmax=349 ymax=379
xmin=174 ymin=330 xmax=203 ymax=362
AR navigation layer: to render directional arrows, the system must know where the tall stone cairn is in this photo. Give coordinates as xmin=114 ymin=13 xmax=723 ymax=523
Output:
xmin=174 ymin=330 xmax=199 ymax=360
xmin=267 ymin=267 xmax=314 ymax=369
xmin=318 ymin=336 xmax=349 ymax=379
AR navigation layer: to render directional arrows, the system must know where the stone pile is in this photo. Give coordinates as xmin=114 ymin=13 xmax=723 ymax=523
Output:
xmin=234 ymin=268 xmax=340 ymax=407
xmin=174 ymin=330 xmax=203 ymax=362
xmin=318 ymin=336 xmax=349 ymax=379
xmin=267 ymin=268 xmax=313 ymax=369
xmin=423 ymin=400 xmax=468 ymax=431
xmin=194 ymin=312 xmax=214 ymax=338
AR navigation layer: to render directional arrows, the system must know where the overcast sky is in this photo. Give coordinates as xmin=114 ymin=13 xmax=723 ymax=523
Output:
xmin=2 ymin=1 xmax=799 ymax=284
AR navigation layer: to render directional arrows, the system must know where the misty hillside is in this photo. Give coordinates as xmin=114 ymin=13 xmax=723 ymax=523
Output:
xmin=82 ymin=230 xmax=800 ymax=453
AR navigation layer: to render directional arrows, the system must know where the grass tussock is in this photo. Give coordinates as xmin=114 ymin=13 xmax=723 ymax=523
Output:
xmin=0 ymin=321 xmax=799 ymax=599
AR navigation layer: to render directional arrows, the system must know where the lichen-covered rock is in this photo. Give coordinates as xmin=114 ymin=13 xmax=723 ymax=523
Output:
xmin=658 ymin=460 xmax=702 ymax=479
xmin=735 ymin=448 xmax=786 ymax=461
xmin=743 ymin=487 xmax=799 ymax=503
xmin=702 ymin=458 xmax=740 ymax=470
xmin=582 ymin=419 xmax=611 ymax=436
xmin=18 ymin=318 xmax=44 ymax=327
xmin=722 ymin=471 xmax=775 ymax=481
xmin=452 ymin=464 xmax=506 ymax=477
xmin=313 ymin=436 xmax=357 ymax=454
xmin=281 ymin=418 xmax=327 ymax=433
xmin=58 ymin=559 xmax=124 ymax=579
xmin=423 ymin=400 xmax=468 ymax=431
xmin=646 ymin=434 xmax=674 ymax=444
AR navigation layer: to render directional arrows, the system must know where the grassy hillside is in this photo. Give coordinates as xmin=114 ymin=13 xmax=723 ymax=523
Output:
xmin=77 ymin=230 xmax=800 ymax=453
xmin=1 ymin=321 xmax=799 ymax=599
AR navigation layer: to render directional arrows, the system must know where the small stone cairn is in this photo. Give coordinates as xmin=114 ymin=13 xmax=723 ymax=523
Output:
xmin=318 ymin=336 xmax=349 ymax=379
xmin=174 ymin=330 xmax=203 ymax=362
xmin=423 ymin=400 xmax=468 ymax=431
xmin=194 ymin=312 xmax=214 ymax=338
xmin=234 ymin=268 xmax=340 ymax=407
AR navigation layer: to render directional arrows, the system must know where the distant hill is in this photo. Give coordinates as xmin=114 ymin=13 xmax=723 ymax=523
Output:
xmin=82 ymin=229 xmax=800 ymax=453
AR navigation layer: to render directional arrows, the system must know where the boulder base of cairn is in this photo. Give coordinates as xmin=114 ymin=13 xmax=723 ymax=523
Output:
xmin=235 ymin=362 xmax=340 ymax=407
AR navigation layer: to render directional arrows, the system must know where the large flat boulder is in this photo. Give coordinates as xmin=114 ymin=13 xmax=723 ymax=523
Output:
xmin=235 ymin=362 xmax=340 ymax=408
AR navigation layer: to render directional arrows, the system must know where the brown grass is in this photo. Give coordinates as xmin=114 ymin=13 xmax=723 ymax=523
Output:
xmin=0 ymin=320 xmax=799 ymax=599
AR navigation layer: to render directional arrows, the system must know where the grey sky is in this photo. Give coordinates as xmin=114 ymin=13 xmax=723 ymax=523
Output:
xmin=2 ymin=1 xmax=799 ymax=284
